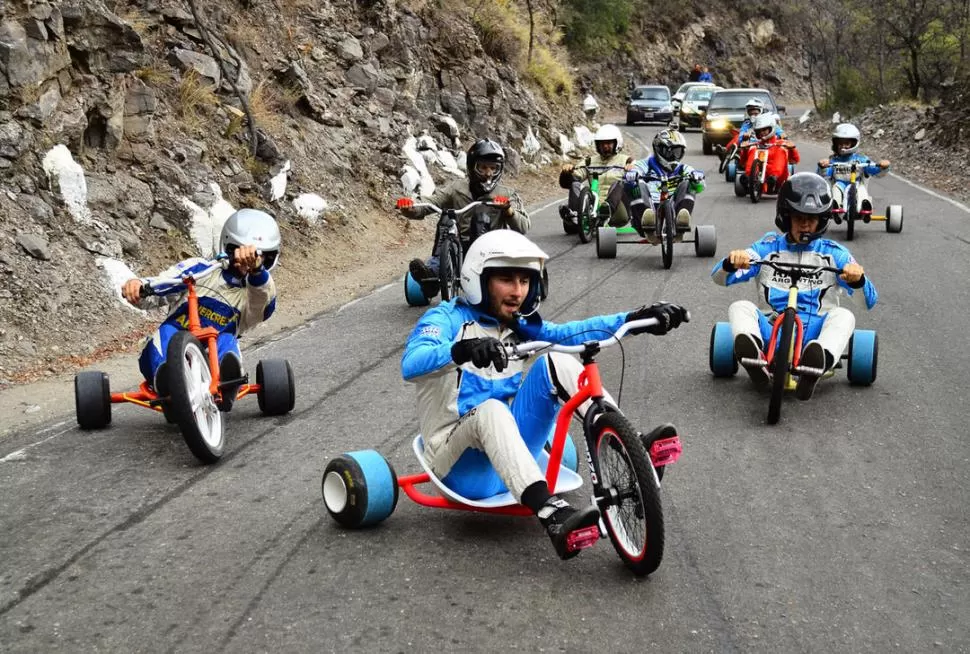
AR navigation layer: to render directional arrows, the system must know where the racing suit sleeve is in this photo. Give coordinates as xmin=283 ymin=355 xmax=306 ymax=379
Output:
xmin=711 ymin=237 xmax=772 ymax=286
xmin=787 ymin=144 xmax=801 ymax=164
xmin=817 ymin=162 xmax=834 ymax=178
xmin=535 ymin=312 xmax=629 ymax=345
xmin=239 ymin=268 xmax=278 ymax=330
xmin=831 ymin=248 xmax=878 ymax=310
xmin=859 ymin=156 xmax=886 ymax=178
xmin=401 ymin=304 xmax=465 ymax=380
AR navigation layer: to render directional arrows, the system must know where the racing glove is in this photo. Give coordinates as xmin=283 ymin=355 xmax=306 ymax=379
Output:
xmin=451 ymin=337 xmax=508 ymax=372
xmin=625 ymin=302 xmax=690 ymax=335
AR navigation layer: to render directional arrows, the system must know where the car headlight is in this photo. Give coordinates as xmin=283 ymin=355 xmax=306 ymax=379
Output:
xmin=707 ymin=119 xmax=730 ymax=130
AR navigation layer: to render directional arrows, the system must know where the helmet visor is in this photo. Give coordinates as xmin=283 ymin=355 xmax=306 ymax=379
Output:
xmin=474 ymin=160 xmax=502 ymax=181
xmin=657 ymin=143 xmax=685 ymax=162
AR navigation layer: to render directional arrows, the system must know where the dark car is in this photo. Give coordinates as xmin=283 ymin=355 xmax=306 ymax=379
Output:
xmin=677 ymin=85 xmax=721 ymax=130
xmin=700 ymin=88 xmax=786 ymax=154
xmin=626 ymin=85 xmax=673 ymax=126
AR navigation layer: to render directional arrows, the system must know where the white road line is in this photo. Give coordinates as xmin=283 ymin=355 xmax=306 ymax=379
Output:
xmin=886 ymin=172 xmax=970 ymax=214
xmin=1 ymin=424 xmax=73 ymax=462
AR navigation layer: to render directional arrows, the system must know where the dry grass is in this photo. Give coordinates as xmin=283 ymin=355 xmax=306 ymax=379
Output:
xmin=134 ymin=60 xmax=172 ymax=87
xmin=176 ymin=70 xmax=220 ymax=130
xmin=119 ymin=8 xmax=154 ymax=36
xmin=248 ymin=79 xmax=296 ymax=135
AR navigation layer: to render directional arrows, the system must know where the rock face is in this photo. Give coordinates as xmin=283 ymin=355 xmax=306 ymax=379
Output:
xmin=0 ymin=0 xmax=583 ymax=382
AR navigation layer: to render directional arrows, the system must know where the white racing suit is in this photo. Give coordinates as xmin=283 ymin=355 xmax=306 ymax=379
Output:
xmin=402 ymin=300 xmax=626 ymax=500
xmin=711 ymin=232 xmax=878 ymax=361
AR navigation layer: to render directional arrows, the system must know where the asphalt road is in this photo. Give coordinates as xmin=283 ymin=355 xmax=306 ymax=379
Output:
xmin=1 ymin=126 xmax=968 ymax=653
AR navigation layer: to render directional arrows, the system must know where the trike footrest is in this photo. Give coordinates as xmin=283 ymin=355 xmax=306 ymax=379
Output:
xmin=566 ymin=525 xmax=600 ymax=552
xmin=649 ymin=436 xmax=683 ymax=467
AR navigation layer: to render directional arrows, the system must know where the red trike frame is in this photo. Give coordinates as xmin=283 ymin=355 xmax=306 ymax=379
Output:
xmin=397 ymin=359 xmax=681 ymax=516
xmin=764 ymin=311 xmax=804 ymax=368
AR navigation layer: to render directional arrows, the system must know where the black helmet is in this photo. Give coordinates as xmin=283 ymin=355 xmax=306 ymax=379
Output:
xmin=775 ymin=172 xmax=832 ymax=241
xmin=467 ymin=138 xmax=505 ymax=196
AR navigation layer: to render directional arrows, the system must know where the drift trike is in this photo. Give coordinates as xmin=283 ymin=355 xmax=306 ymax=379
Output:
xmin=321 ymin=317 xmax=684 ymax=576
xmin=74 ymin=255 xmax=296 ymax=463
xmin=708 ymin=259 xmax=877 ymax=425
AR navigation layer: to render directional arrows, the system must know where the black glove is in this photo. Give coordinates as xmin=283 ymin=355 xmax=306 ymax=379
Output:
xmin=451 ymin=337 xmax=508 ymax=372
xmin=625 ymin=302 xmax=690 ymax=335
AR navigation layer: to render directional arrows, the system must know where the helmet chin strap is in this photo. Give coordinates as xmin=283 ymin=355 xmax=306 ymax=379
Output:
xmin=515 ymin=300 xmax=540 ymax=319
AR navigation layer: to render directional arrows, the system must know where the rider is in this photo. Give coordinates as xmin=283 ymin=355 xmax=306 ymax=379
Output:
xmin=558 ymin=124 xmax=633 ymax=228
xmin=711 ymin=173 xmax=877 ymax=400
xmin=739 ymin=113 xmax=800 ymax=194
xmin=625 ymin=129 xmax=705 ymax=233
xmin=401 ymin=138 xmax=530 ymax=297
xmin=721 ymin=98 xmax=781 ymax=168
xmin=401 ymin=230 xmax=688 ymax=560
xmin=816 ymin=123 xmax=890 ymax=222
xmin=121 ymin=208 xmax=281 ymax=410
xmin=698 ymin=66 xmax=713 ymax=83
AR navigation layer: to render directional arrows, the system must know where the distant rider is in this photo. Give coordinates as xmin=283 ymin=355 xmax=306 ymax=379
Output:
xmin=401 ymin=138 xmax=530 ymax=297
xmin=711 ymin=173 xmax=877 ymax=400
xmin=816 ymin=123 xmax=890 ymax=223
xmin=625 ymin=129 xmax=705 ymax=233
xmin=738 ymin=113 xmax=800 ymax=194
xmin=558 ymin=124 xmax=633 ymax=229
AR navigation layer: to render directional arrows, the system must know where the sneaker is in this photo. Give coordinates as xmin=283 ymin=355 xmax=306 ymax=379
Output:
xmin=409 ymin=259 xmax=439 ymax=298
xmin=218 ymin=352 xmax=245 ymax=412
xmin=734 ymin=333 xmax=771 ymax=387
xmin=558 ymin=205 xmax=576 ymax=223
xmin=766 ymin=175 xmax=778 ymax=193
xmin=795 ymin=340 xmax=827 ymax=401
xmin=154 ymin=362 xmax=176 ymax=424
xmin=641 ymin=208 xmax=656 ymax=229
xmin=538 ymin=497 xmax=601 ymax=560
xmin=676 ymin=208 xmax=691 ymax=230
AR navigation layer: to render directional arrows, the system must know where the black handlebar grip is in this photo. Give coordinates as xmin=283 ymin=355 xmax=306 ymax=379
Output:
xmin=139 ymin=282 xmax=155 ymax=298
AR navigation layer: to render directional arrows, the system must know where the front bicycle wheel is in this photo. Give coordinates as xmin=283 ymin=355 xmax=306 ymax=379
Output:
xmin=845 ymin=184 xmax=857 ymax=241
xmin=661 ymin=204 xmax=675 ymax=269
xmin=767 ymin=309 xmax=796 ymax=425
xmin=578 ymin=189 xmax=595 ymax=243
xmin=167 ymin=330 xmax=224 ymax=463
xmin=438 ymin=240 xmax=461 ymax=301
xmin=749 ymin=161 xmax=763 ymax=204
xmin=593 ymin=412 xmax=664 ymax=576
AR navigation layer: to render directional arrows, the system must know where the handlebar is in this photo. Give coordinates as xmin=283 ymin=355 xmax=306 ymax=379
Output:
xmin=508 ymin=317 xmax=660 ymax=358
xmin=396 ymin=197 xmax=509 ymax=217
xmin=139 ymin=255 xmax=229 ymax=297
xmin=748 ymin=258 xmax=842 ymax=276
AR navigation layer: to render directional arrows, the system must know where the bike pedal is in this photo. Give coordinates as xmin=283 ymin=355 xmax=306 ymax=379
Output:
xmin=649 ymin=435 xmax=683 ymax=467
xmin=218 ymin=376 xmax=248 ymax=389
xmin=794 ymin=364 xmax=825 ymax=376
xmin=566 ymin=525 xmax=600 ymax=552
xmin=740 ymin=357 xmax=768 ymax=368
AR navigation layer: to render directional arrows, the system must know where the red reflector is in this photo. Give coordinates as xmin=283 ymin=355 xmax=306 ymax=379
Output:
xmin=649 ymin=435 xmax=683 ymax=466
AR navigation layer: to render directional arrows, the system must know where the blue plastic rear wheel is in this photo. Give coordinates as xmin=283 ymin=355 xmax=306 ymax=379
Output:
xmin=404 ymin=271 xmax=430 ymax=307
xmin=725 ymin=160 xmax=737 ymax=182
xmin=709 ymin=322 xmax=738 ymax=377
xmin=322 ymin=450 xmax=399 ymax=528
xmin=847 ymin=330 xmax=878 ymax=385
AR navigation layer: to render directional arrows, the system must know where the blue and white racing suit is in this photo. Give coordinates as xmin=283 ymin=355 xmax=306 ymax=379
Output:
xmin=137 ymin=258 xmax=277 ymax=387
xmin=711 ymin=232 xmax=877 ymax=359
xmin=817 ymin=153 xmax=888 ymax=212
xmin=402 ymin=300 xmax=627 ymax=500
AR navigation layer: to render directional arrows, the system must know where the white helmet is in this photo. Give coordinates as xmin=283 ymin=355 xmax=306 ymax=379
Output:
xmin=460 ymin=230 xmax=549 ymax=316
xmin=752 ymin=113 xmax=776 ymax=140
xmin=831 ymin=123 xmax=861 ymax=155
xmin=220 ymin=208 xmax=281 ymax=270
xmin=593 ymin=123 xmax=623 ymax=156
xmin=745 ymin=97 xmax=766 ymax=116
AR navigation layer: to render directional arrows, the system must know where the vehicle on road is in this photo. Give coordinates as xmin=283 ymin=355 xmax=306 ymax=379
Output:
xmin=702 ymin=88 xmax=785 ymax=155
xmin=676 ymin=84 xmax=721 ymax=130
xmin=822 ymin=161 xmax=904 ymax=240
xmin=626 ymin=85 xmax=673 ymax=125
